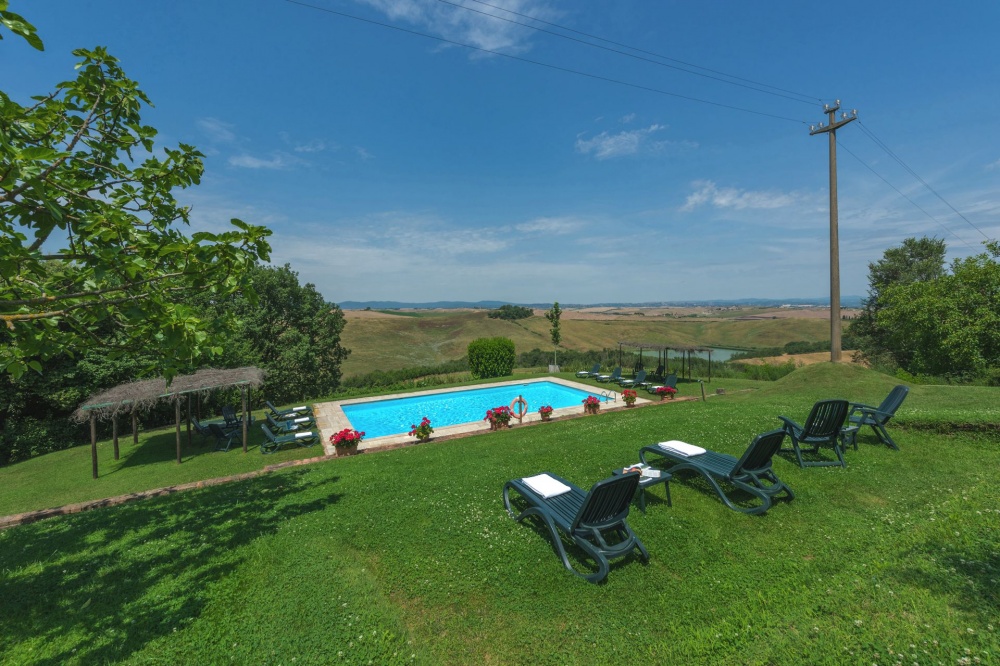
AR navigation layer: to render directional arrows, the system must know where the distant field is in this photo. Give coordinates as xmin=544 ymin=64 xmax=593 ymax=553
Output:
xmin=339 ymin=307 xmax=833 ymax=376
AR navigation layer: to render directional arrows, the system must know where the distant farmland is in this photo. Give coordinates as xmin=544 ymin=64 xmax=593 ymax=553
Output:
xmin=338 ymin=307 xmax=835 ymax=376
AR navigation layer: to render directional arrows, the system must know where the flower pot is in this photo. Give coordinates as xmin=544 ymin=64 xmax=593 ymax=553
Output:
xmin=624 ymin=402 xmax=636 ymax=408
xmin=336 ymin=443 xmax=360 ymax=457
xmin=540 ymin=413 xmax=551 ymax=422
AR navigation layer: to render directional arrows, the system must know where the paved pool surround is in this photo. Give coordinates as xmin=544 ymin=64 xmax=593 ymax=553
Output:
xmin=313 ymin=377 xmax=649 ymax=456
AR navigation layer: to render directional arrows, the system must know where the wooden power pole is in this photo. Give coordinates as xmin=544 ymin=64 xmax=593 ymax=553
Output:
xmin=810 ymin=101 xmax=857 ymax=362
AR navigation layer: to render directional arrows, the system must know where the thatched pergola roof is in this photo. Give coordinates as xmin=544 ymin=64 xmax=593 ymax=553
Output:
xmin=76 ymin=367 xmax=266 ymax=478
xmin=74 ymin=367 xmax=264 ymax=423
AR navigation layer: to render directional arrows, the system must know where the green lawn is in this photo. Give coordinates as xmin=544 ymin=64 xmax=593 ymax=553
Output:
xmin=1 ymin=364 xmax=997 ymax=664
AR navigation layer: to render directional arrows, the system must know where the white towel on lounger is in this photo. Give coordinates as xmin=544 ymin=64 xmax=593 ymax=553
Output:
xmin=658 ymin=440 xmax=706 ymax=457
xmin=295 ymin=431 xmax=314 ymax=439
xmin=294 ymin=416 xmax=311 ymax=423
xmin=522 ymin=473 xmax=571 ymax=499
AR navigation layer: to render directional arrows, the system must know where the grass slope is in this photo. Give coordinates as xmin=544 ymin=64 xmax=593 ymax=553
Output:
xmin=340 ymin=311 xmax=827 ymax=375
xmin=1 ymin=365 xmax=997 ymax=664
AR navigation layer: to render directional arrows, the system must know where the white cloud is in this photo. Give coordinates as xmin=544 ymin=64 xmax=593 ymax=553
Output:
xmin=680 ymin=180 xmax=804 ymax=212
xmin=294 ymin=139 xmax=327 ymax=153
xmin=575 ymin=124 xmax=665 ymax=160
xmin=355 ymin=146 xmax=374 ymax=160
xmin=986 ymin=158 xmax=1000 ymax=170
xmin=514 ymin=216 xmax=582 ymax=235
xmin=228 ymin=153 xmax=299 ymax=169
xmin=355 ymin=0 xmax=557 ymax=55
xmin=196 ymin=117 xmax=237 ymax=144
xmin=620 ymin=113 xmax=636 ymax=124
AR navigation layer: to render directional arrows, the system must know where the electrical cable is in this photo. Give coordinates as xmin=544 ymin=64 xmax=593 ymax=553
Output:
xmin=435 ymin=0 xmax=820 ymax=106
xmin=837 ymin=138 xmax=979 ymax=250
xmin=460 ymin=0 xmax=824 ymax=103
xmin=284 ymin=0 xmax=810 ymax=124
xmin=856 ymin=121 xmax=991 ymax=241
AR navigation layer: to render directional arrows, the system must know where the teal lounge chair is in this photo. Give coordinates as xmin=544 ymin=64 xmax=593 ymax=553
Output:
xmin=502 ymin=471 xmax=649 ymax=583
xmin=265 ymin=400 xmax=314 ymax=419
xmin=619 ymin=370 xmax=646 ymax=389
xmin=639 ymin=430 xmax=793 ymax=515
xmin=646 ymin=373 xmax=677 ymax=395
xmin=778 ymin=399 xmax=851 ymax=468
xmin=576 ymin=363 xmax=601 ymax=378
xmin=266 ymin=411 xmax=313 ymax=434
xmin=259 ymin=423 xmax=319 ymax=454
xmin=595 ymin=367 xmax=621 ymax=383
xmin=848 ymin=385 xmax=908 ymax=450
xmin=221 ymin=405 xmax=254 ymax=430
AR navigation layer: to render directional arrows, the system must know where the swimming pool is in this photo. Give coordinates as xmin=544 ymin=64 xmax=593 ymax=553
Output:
xmin=341 ymin=381 xmax=600 ymax=438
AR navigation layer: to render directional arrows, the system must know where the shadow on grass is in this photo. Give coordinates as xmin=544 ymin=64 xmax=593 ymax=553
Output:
xmin=0 ymin=469 xmax=340 ymax=664
xmin=894 ymin=539 xmax=1000 ymax=615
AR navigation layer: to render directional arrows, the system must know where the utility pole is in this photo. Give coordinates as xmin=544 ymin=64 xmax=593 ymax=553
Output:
xmin=810 ymin=101 xmax=857 ymax=363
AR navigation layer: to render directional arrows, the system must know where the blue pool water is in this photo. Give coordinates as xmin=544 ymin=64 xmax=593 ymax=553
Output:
xmin=341 ymin=381 xmax=599 ymax=438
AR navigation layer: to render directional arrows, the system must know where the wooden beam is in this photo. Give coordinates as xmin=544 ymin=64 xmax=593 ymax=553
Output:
xmin=175 ymin=398 xmax=182 ymax=464
xmin=90 ymin=412 xmax=98 ymax=479
xmin=112 ymin=416 xmax=119 ymax=461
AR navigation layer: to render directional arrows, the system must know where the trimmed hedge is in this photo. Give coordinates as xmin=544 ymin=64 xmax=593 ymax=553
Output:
xmin=468 ymin=337 xmax=516 ymax=379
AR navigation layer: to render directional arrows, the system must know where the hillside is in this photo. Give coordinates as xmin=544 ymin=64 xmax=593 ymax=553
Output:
xmin=339 ymin=308 xmax=831 ymax=376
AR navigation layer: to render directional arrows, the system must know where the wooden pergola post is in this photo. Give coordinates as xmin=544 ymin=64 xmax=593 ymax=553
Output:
xmin=186 ymin=394 xmax=192 ymax=448
xmin=112 ymin=415 xmax=120 ymax=461
xmin=241 ymin=385 xmax=249 ymax=454
xmin=175 ymin=397 xmax=182 ymax=464
xmin=131 ymin=406 xmax=138 ymax=444
xmin=90 ymin=412 xmax=98 ymax=479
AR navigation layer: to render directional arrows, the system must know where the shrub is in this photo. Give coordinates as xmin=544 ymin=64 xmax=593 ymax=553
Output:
xmin=467 ymin=337 xmax=516 ymax=379
xmin=487 ymin=305 xmax=533 ymax=321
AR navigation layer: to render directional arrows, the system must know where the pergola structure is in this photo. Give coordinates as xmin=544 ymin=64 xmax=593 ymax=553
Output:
xmin=74 ymin=367 xmax=265 ymax=479
xmin=615 ymin=341 xmax=717 ymax=382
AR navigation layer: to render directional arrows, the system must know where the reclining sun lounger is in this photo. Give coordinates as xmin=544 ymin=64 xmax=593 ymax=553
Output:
xmin=502 ymin=471 xmax=648 ymax=583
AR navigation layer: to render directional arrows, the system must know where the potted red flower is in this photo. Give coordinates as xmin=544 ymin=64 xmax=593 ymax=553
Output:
xmin=655 ymin=386 xmax=678 ymax=401
xmin=622 ymin=389 xmax=637 ymax=407
xmin=582 ymin=395 xmax=600 ymax=415
xmin=330 ymin=428 xmax=364 ymax=456
xmin=409 ymin=416 xmax=434 ymax=443
xmin=538 ymin=405 xmax=554 ymax=422
xmin=485 ymin=406 xmax=512 ymax=430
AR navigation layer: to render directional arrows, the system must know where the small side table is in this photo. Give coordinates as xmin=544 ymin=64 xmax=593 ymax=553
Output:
xmin=613 ymin=465 xmax=672 ymax=513
xmin=841 ymin=425 xmax=860 ymax=451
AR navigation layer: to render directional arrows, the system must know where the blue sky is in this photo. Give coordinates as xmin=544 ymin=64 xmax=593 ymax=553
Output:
xmin=7 ymin=1 xmax=1000 ymax=304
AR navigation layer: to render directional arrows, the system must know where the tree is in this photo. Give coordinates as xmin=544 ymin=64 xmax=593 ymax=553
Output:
xmin=1 ymin=19 xmax=271 ymax=381
xmin=875 ymin=241 xmax=1000 ymax=378
xmin=201 ymin=264 xmax=350 ymax=404
xmin=544 ymin=302 xmax=562 ymax=367
xmin=850 ymin=237 xmax=946 ymax=368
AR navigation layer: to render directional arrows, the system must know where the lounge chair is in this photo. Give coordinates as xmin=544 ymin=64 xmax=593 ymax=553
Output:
xmin=576 ymin=363 xmax=601 ymax=378
xmin=595 ymin=367 xmax=622 ymax=383
xmin=265 ymin=411 xmax=312 ymax=434
xmin=778 ymin=399 xmax=851 ymax=468
xmin=208 ymin=423 xmax=242 ymax=453
xmin=502 ymin=471 xmax=649 ymax=583
xmin=848 ymin=385 xmax=909 ymax=450
xmin=265 ymin=400 xmax=314 ymax=419
xmin=259 ymin=423 xmax=319 ymax=454
xmin=639 ymin=430 xmax=793 ymax=515
xmin=619 ymin=370 xmax=646 ymax=389
xmin=646 ymin=373 xmax=677 ymax=395
xmin=649 ymin=364 xmax=665 ymax=381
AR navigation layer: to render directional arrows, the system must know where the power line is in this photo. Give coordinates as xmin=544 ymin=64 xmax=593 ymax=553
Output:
xmin=436 ymin=0 xmax=820 ymax=106
xmin=856 ymin=121 xmax=991 ymax=241
xmin=284 ymin=0 xmax=810 ymax=124
xmin=460 ymin=0 xmax=824 ymax=104
xmin=837 ymin=138 xmax=979 ymax=251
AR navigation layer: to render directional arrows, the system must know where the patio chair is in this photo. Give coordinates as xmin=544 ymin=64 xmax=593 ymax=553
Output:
xmin=208 ymin=423 xmax=242 ymax=453
xmin=595 ymin=367 xmax=622 ymax=383
xmin=265 ymin=400 xmax=314 ymax=419
xmin=265 ymin=411 xmax=312 ymax=434
xmin=259 ymin=423 xmax=319 ymax=454
xmin=848 ymin=385 xmax=909 ymax=450
xmin=576 ymin=363 xmax=601 ymax=378
xmin=619 ymin=370 xmax=647 ymax=389
xmin=221 ymin=405 xmax=254 ymax=430
xmin=649 ymin=364 xmax=665 ymax=381
xmin=639 ymin=430 xmax=793 ymax=515
xmin=502 ymin=471 xmax=649 ymax=583
xmin=646 ymin=373 xmax=677 ymax=395
xmin=778 ymin=399 xmax=851 ymax=468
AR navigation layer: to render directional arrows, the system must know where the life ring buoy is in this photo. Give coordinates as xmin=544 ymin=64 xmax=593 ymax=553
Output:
xmin=509 ymin=395 xmax=528 ymax=420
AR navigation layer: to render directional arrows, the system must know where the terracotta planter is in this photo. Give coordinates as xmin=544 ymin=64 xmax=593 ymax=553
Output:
xmin=624 ymin=402 xmax=636 ymax=408
xmin=584 ymin=405 xmax=600 ymax=415
xmin=540 ymin=413 xmax=552 ymax=422
xmin=336 ymin=444 xmax=360 ymax=456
